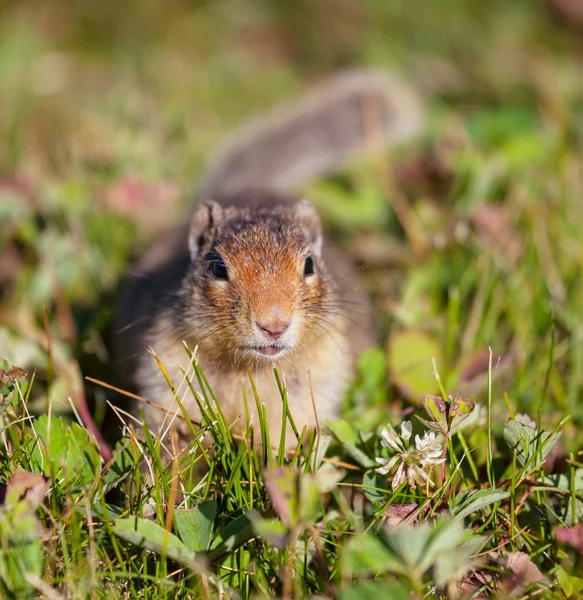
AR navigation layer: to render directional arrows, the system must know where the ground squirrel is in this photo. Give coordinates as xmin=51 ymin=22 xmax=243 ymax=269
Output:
xmin=113 ymin=70 xmax=424 ymax=455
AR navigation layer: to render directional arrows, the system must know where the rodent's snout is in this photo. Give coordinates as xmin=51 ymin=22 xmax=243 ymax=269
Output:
xmin=252 ymin=303 xmax=295 ymax=341
xmin=254 ymin=303 xmax=292 ymax=338
xmin=255 ymin=316 xmax=292 ymax=339
xmin=247 ymin=304 xmax=297 ymax=359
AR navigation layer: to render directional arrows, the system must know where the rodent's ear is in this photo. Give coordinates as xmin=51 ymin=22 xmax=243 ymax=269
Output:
xmin=294 ymin=199 xmax=323 ymax=256
xmin=189 ymin=200 xmax=225 ymax=261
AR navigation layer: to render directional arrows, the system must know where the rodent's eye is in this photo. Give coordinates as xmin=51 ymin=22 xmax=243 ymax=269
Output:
xmin=205 ymin=252 xmax=229 ymax=280
xmin=304 ymin=255 xmax=315 ymax=277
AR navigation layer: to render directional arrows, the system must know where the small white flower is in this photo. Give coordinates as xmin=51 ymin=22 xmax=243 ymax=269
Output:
xmin=406 ymin=462 xmax=430 ymax=489
xmin=392 ymin=461 xmax=406 ymax=491
xmin=376 ymin=420 xmax=447 ymax=491
xmin=381 ymin=424 xmax=405 ymax=453
xmin=375 ymin=455 xmax=399 ymax=475
xmin=415 ymin=431 xmax=445 ymax=465
xmin=415 ymin=431 xmax=440 ymax=457
xmin=400 ymin=420 xmax=412 ymax=442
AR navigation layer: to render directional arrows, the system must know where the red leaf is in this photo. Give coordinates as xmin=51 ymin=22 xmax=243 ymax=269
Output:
xmin=556 ymin=524 xmax=583 ymax=554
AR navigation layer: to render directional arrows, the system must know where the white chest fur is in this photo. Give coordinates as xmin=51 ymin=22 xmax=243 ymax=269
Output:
xmin=135 ymin=320 xmax=351 ymax=451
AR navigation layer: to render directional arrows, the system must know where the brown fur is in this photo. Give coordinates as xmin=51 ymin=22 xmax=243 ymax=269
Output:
xmin=116 ymin=192 xmax=374 ymax=457
xmin=112 ymin=69 xmax=425 ymax=458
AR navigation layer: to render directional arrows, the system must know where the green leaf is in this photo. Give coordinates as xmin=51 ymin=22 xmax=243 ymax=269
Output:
xmin=466 ymin=105 xmax=541 ymax=146
xmin=326 ymin=420 xmax=376 ymax=468
xmin=113 ymin=517 xmax=199 ymax=569
xmin=89 ymin=503 xmax=125 ymax=522
xmin=557 ymin=566 xmax=583 ymax=598
xmin=341 ymin=533 xmax=406 ymax=577
xmin=500 ymin=132 xmax=546 ymax=169
xmin=310 ymin=170 xmax=388 ymax=229
xmin=264 ymin=466 xmax=298 ymax=527
xmin=0 ymin=498 xmax=45 ymax=594
xmin=338 ymin=581 xmax=411 ymax=600
xmin=208 ymin=510 xmax=259 ymax=561
xmin=419 ymin=519 xmax=467 ymax=572
xmin=347 ymin=347 xmax=389 ymax=409
xmin=356 ymin=347 xmax=387 ymax=391
xmin=66 ymin=422 xmax=102 ymax=484
xmin=174 ymin=499 xmax=217 ymax=553
xmin=453 ymin=488 xmax=511 ymax=521
xmin=388 ymin=330 xmax=443 ymax=403
xmin=263 ymin=466 xmax=326 ymax=527
xmin=312 ymin=467 xmax=345 ymax=494
xmin=503 ymin=419 xmax=562 ymax=468
xmin=420 ymin=394 xmax=476 ymax=434
xmin=1 ymin=526 xmax=43 ymax=594
xmin=418 ymin=518 xmax=484 ymax=586
xmin=385 ymin=522 xmax=430 ymax=566
xmin=30 ymin=415 xmax=101 ymax=490
xmin=362 ymin=470 xmax=389 ymax=503
xmin=252 ymin=518 xmax=288 ymax=546
xmin=299 ymin=475 xmax=321 ymax=524
xmin=376 ymin=518 xmax=484 ymax=588
xmin=421 ymin=394 xmax=449 ymax=430
xmin=312 ymin=433 xmax=333 ymax=470
xmin=101 ymin=439 xmax=136 ymax=495
xmin=30 ymin=415 xmax=69 ymax=471
xmin=545 ymin=469 xmax=583 ymax=493
xmin=433 ymin=535 xmax=484 ymax=588
xmin=564 ymin=499 xmax=583 ymax=526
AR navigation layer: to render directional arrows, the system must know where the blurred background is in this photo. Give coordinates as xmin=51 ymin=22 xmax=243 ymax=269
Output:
xmin=1 ymin=0 xmax=583 ymax=446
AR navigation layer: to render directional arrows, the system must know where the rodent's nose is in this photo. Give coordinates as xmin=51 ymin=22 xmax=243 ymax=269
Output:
xmin=255 ymin=317 xmax=292 ymax=339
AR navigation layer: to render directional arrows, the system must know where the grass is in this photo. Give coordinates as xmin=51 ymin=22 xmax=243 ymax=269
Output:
xmin=2 ymin=0 xmax=583 ymax=597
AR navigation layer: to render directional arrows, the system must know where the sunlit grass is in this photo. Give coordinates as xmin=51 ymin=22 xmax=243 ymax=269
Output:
xmin=1 ymin=0 xmax=583 ymax=597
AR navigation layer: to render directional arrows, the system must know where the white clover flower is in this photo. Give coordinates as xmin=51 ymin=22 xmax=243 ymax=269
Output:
xmin=386 ymin=457 xmax=431 ymax=491
xmin=376 ymin=420 xmax=446 ymax=491
xmin=375 ymin=455 xmax=399 ymax=476
xmin=392 ymin=461 xmax=406 ymax=490
xmin=415 ymin=431 xmax=444 ymax=464
xmin=381 ymin=423 xmax=406 ymax=453
xmin=401 ymin=421 xmax=412 ymax=442
xmin=405 ymin=462 xmax=431 ymax=489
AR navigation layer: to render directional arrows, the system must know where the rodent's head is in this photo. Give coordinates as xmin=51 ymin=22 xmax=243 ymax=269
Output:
xmin=183 ymin=196 xmax=337 ymax=365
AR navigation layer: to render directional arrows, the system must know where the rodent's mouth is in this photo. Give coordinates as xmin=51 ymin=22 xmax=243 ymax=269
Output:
xmin=249 ymin=344 xmax=289 ymax=360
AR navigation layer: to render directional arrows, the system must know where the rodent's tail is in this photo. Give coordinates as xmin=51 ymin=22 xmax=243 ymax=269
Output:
xmin=196 ymin=69 xmax=425 ymax=200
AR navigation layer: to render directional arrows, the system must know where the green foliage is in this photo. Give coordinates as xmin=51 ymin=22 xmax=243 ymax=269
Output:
xmin=342 ymin=518 xmax=484 ymax=591
xmin=174 ymin=499 xmax=217 ymax=552
xmin=338 ymin=581 xmax=411 ymax=600
xmin=326 ymin=420 xmax=376 ymax=468
xmin=452 ymin=488 xmax=511 ymax=521
xmin=113 ymin=517 xmax=200 ymax=570
xmin=29 ymin=415 xmax=102 ymax=492
xmin=208 ymin=511 xmax=259 ymax=561
xmin=0 ymin=472 xmax=48 ymax=596
xmin=503 ymin=417 xmax=563 ymax=469
xmin=1 ymin=0 xmax=583 ymax=597
xmin=388 ymin=331 xmax=444 ymax=401
xmin=0 ymin=350 xmax=578 ymax=598
xmin=419 ymin=394 xmax=476 ymax=435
